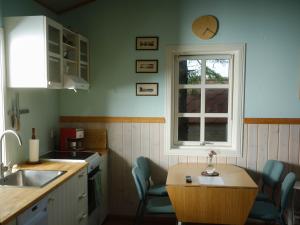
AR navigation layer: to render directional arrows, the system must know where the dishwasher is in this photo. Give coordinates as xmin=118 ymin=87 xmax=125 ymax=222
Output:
xmin=17 ymin=197 xmax=48 ymax=225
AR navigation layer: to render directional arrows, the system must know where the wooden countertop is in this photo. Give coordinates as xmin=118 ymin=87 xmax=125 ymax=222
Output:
xmin=0 ymin=161 xmax=88 ymax=225
xmin=167 ymin=163 xmax=257 ymax=188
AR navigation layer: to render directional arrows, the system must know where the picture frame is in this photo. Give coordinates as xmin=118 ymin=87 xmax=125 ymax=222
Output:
xmin=136 ymin=83 xmax=159 ymax=96
xmin=136 ymin=60 xmax=158 ymax=73
xmin=136 ymin=36 xmax=159 ymax=50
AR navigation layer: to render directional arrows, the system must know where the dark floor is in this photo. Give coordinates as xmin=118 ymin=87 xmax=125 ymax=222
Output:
xmin=103 ymin=215 xmax=265 ymax=225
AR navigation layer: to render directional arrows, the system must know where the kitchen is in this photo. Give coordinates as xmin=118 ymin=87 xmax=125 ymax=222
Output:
xmin=0 ymin=0 xmax=300 ymax=225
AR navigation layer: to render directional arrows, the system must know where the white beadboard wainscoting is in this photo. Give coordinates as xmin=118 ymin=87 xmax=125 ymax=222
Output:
xmin=60 ymin=120 xmax=300 ymax=215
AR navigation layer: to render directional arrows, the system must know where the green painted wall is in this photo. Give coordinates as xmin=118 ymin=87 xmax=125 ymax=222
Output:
xmin=0 ymin=0 xmax=3 ymax=27
xmin=2 ymin=0 xmax=60 ymax=163
xmin=59 ymin=0 xmax=300 ymax=118
xmin=1 ymin=0 xmax=300 ymax=163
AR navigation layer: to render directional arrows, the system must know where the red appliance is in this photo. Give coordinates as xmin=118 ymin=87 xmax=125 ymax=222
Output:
xmin=60 ymin=128 xmax=84 ymax=151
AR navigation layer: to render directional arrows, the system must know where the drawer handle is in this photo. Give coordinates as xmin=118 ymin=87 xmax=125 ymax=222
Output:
xmin=48 ymin=197 xmax=55 ymax=203
xmin=79 ymin=213 xmax=87 ymax=221
xmin=78 ymin=193 xmax=87 ymax=200
xmin=78 ymin=173 xmax=85 ymax=178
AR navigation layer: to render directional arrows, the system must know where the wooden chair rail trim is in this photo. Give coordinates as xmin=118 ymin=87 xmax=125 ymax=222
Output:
xmin=60 ymin=116 xmax=300 ymax=124
xmin=60 ymin=116 xmax=166 ymax=123
xmin=244 ymin=118 xmax=300 ymax=124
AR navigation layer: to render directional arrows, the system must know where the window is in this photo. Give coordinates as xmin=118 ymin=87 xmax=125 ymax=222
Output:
xmin=166 ymin=44 xmax=245 ymax=156
xmin=0 ymin=28 xmax=6 ymax=162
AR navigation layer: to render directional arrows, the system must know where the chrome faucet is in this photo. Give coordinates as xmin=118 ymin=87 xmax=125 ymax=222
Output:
xmin=0 ymin=130 xmax=22 ymax=179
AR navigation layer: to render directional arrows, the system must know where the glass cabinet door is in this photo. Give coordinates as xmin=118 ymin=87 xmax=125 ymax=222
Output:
xmin=79 ymin=37 xmax=89 ymax=82
xmin=62 ymin=29 xmax=79 ymax=77
xmin=47 ymin=20 xmax=63 ymax=88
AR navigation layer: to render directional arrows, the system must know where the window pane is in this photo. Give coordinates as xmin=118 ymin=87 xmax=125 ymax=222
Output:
xmin=205 ymin=89 xmax=228 ymax=113
xmin=179 ymin=89 xmax=201 ymax=113
xmin=178 ymin=117 xmax=200 ymax=141
xmin=205 ymin=118 xmax=227 ymax=142
xmin=179 ymin=59 xmax=201 ymax=84
xmin=205 ymin=59 xmax=229 ymax=84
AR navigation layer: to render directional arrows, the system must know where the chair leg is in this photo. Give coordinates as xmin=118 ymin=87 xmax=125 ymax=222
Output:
xmin=276 ymin=216 xmax=285 ymax=225
xmin=280 ymin=216 xmax=286 ymax=225
xmin=134 ymin=201 xmax=142 ymax=225
xmin=139 ymin=202 xmax=146 ymax=225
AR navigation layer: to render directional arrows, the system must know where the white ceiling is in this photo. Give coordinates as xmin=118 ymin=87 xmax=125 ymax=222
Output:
xmin=35 ymin=0 xmax=95 ymax=14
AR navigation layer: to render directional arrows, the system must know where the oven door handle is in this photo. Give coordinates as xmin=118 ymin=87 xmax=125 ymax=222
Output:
xmin=88 ymin=167 xmax=100 ymax=181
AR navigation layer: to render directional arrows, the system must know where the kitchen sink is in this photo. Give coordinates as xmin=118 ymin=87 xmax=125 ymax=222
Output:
xmin=0 ymin=170 xmax=66 ymax=187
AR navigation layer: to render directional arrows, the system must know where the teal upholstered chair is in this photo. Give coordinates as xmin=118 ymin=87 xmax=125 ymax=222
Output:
xmin=257 ymin=160 xmax=284 ymax=202
xmin=135 ymin=156 xmax=168 ymax=196
xmin=132 ymin=166 xmax=174 ymax=225
xmin=249 ymin=172 xmax=296 ymax=225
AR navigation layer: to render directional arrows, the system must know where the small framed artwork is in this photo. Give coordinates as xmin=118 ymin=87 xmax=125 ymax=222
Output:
xmin=136 ymin=83 xmax=159 ymax=96
xmin=136 ymin=36 xmax=159 ymax=50
xmin=136 ymin=60 xmax=158 ymax=73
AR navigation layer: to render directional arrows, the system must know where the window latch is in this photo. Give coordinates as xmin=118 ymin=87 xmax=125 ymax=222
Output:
xmin=200 ymin=141 xmax=213 ymax=146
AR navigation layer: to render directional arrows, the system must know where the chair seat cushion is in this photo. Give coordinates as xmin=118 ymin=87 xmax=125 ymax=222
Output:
xmin=249 ymin=201 xmax=279 ymax=221
xmin=146 ymin=197 xmax=174 ymax=214
xmin=256 ymin=192 xmax=271 ymax=201
xmin=148 ymin=184 xmax=168 ymax=196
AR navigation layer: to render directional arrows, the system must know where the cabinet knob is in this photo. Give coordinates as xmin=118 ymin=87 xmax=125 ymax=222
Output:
xmin=78 ymin=213 xmax=87 ymax=221
xmin=48 ymin=197 xmax=55 ymax=203
xmin=78 ymin=172 xmax=85 ymax=178
xmin=78 ymin=193 xmax=87 ymax=200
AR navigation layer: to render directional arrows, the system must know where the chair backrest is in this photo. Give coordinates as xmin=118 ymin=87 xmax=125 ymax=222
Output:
xmin=262 ymin=160 xmax=284 ymax=189
xmin=135 ymin=156 xmax=151 ymax=181
xmin=280 ymin=172 xmax=296 ymax=214
xmin=132 ymin=166 xmax=147 ymax=201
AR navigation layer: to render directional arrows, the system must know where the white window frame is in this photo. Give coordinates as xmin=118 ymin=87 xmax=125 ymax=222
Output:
xmin=0 ymin=28 xmax=6 ymax=163
xmin=165 ymin=44 xmax=245 ymax=156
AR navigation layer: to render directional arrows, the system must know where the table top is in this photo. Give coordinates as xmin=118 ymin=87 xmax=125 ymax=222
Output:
xmin=166 ymin=163 xmax=257 ymax=188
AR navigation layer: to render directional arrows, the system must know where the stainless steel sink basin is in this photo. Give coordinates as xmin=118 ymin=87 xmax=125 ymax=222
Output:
xmin=0 ymin=170 xmax=66 ymax=187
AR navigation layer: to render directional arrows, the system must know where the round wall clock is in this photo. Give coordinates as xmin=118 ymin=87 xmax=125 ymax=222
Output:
xmin=192 ymin=15 xmax=218 ymax=40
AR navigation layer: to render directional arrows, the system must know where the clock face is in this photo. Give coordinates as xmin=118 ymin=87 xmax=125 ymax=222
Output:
xmin=192 ymin=15 xmax=218 ymax=40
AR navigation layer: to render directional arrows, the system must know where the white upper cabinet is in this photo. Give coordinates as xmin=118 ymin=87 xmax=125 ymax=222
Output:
xmin=5 ymin=16 xmax=63 ymax=88
xmin=4 ymin=16 xmax=89 ymax=89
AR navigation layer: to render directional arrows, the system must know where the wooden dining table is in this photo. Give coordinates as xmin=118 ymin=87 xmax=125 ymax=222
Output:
xmin=166 ymin=163 xmax=258 ymax=225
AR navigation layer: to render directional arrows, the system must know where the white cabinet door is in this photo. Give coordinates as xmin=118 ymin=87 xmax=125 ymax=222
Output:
xmin=4 ymin=16 xmax=63 ymax=88
xmin=46 ymin=18 xmax=63 ymax=88
xmin=78 ymin=35 xmax=89 ymax=83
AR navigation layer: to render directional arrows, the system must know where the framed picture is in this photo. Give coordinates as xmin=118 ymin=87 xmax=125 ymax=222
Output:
xmin=136 ymin=60 xmax=158 ymax=73
xmin=136 ymin=36 xmax=159 ymax=50
xmin=136 ymin=83 xmax=159 ymax=96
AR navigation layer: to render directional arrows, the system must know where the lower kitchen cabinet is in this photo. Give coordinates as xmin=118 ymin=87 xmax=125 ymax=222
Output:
xmin=48 ymin=167 xmax=88 ymax=225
